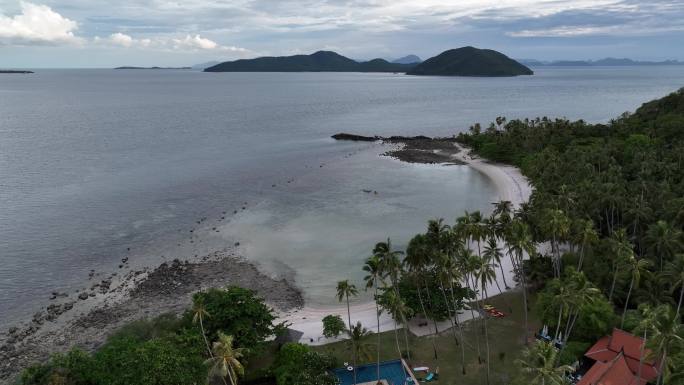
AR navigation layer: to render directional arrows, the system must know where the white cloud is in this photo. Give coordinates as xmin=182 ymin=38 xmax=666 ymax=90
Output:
xmin=94 ymin=32 xmax=248 ymax=53
xmin=0 ymin=2 xmax=81 ymax=45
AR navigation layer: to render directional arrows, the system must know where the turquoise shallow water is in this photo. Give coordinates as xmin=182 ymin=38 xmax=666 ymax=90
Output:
xmin=1 ymin=67 xmax=684 ymax=326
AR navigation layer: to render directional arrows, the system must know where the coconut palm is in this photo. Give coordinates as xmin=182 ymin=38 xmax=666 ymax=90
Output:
xmin=205 ymin=332 xmax=247 ymax=385
xmin=476 ymin=253 xmax=499 ymax=385
xmin=664 ymin=253 xmax=684 ymax=319
xmin=608 ymin=229 xmax=633 ymax=303
xmin=404 ymin=234 xmax=438 ymax=359
xmin=362 ymin=255 xmax=383 ymax=383
xmin=643 ymin=305 xmax=684 ymax=385
xmin=337 ymin=280 xmax=358 ymax=385
xmin=645 ymin=220 xmax=683 ymax=271
xmin=516 ymin=340 xmax=573 ymax=385
xmin=572 ymin=219 xmax=598 ymax=271
xmin=457 ymin=247 xmax=483 ymax=364
xmin=374 ymin=238 xmax=411 ymax=360
xmin=483 ymin=237 xmax=507 ymax=291
xmin=621 ymin=256 xmax=651 ymax=328
xmin=348 ymin=322 xmax=374 ymax=362
xmin=380 ymin=289 xmax=413 ymax=360
xmin=192 ymin=297 xmax=213 ymax=358
xmin=506 ymin=219 xmax=536 ymax=345
xmin=543 ymin=209 xmax=571 ymax=278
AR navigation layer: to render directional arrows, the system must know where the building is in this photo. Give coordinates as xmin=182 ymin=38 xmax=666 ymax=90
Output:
xmin=577 ymin=328 xmax=660 ymax=385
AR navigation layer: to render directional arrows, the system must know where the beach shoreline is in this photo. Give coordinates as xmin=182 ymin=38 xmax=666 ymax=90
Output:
xmin=279 ymin=140 xmax=532 ymax=345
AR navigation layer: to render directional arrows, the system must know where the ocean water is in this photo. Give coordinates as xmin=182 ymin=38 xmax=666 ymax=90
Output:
xmin=1 ymin=67 xmax=684 ymax=327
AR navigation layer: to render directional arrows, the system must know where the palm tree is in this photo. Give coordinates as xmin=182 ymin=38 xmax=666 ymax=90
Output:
xmin=457 ymin=247 xmax=483 ymax=364
xmin=516 ymin=340 xmax=573 ymax=385
xmin=337 ymin=280 xmax=359 ymax=385
xmin=573 ymin=219 xmax=598 ymax=271
xmin=476 ymin=252 xmax=499 ymax=385
xmin=664 ymin=253 xmax=684 ymax=319
xmin=543 ymin=209 xmax=570 ymax=278
xmin=374 ymin=238 xmax=411 ymax=359
xmin=483 ymin=237 xmax=507 ymax=291
xmin=645 ymin=220 xmax=683 ymax=271
xmin=192 ymin=297 xmax=213 ymax=358
xmin=404 ymin=234 xmax=438 ymax=359
xmin=206 ymin=332 xmax=247 ymax=385
xmin=362 ymin=256 xmax=383 ymax=383
xmin=380 ymin=289 xmax=413 ymax=360
xmin=506 ymin=219 xmax=536 ymax=345
xmin=608 ymin=229 xmax=633 ymax=303
xmin=644 ymin=305 xmax=684 ymax=385
xmin=621 ymin=256 xmax=651 ymax=328
xmin=348 ymin=322 xmax=374 ymax=362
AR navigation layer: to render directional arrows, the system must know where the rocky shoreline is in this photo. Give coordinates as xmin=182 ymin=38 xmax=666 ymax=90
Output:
xmin=0 ymin=251 xmax=303 ymax=383
xmin=332 ymin=132 xmax=465 ymax=164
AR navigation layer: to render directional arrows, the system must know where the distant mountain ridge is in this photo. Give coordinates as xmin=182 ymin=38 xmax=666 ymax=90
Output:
xmin=518 ymin=58 xmax=684 ymax=67
xmin=407 ymin=46 xmax=533 ymax=77
xmin=204 ymin=51 xmax=415 ymax=73
xmin=205 ymin=47 xmax=531 ymax=77
xmin=392 ymin=55 xmax=422 ymax=64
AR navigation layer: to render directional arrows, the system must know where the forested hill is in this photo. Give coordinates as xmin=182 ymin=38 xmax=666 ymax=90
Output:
xmin=204 ymin=51 xmax=415 ymax=73
xmin=407 ymin=46 xmax=533 ymax=77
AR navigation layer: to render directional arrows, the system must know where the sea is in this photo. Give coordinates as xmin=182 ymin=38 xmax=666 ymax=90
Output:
xmin=2 ymin=66 xmax=684 ymax=328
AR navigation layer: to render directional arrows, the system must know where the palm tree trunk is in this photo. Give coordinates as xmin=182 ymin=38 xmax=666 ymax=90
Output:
xmin=346 ymin=294 xmax=357 ymax=385
xmin=393 ymin=320 xmax=401 ymax=357
xmin=482 ymin=286 xmax=491 ymax=385
xmin=518 ymin=251 xmax=530 ymax=345
xmin=390 ymin=277 xmax=411 ymax=361
xmin=554 ymin=305 xmax=564 ymax=341
xmin=621 ymin=276 xmax=635 ymax=328
xmin=577 ymin=242 xmax=585 ymax=271
xmin=199 ymin=316 xmax=213 ymax=357
xmin=499 ymin=263 xmax=510 ymax=289
xmin=608 ymin=265 xmax=619 ymax=302
xmin=464 ymin=276 xmax=482 ymax=364
xmin=416 ymin=283 xmax=438 ymax=359
xmin=374 ymin=285 xmax=380 ymax=384
xmin=447 ymin=278 xmax=467 ymax=375
xmin=422 ymin=277 xmax=442 ymax=356
xmin=636 ymin=328 xmax=646 ymax=384
xmin=676 ymin=285 xmax=683 ymax=320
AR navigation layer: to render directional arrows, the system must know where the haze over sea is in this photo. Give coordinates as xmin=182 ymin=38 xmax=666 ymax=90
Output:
xmin=2 ymin=66 xmax=684 ymax=327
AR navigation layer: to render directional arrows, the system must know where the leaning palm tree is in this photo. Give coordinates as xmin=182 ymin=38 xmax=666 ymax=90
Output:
xmin=205 ymin=332 xmax=247 ymax=385
xmin=337 ymin=280 xmax=359 ymax=385
xmin=483 ymin=237 xmax=507 ymax=291
xmin=362 ymin=256 xmax=383 ymax=383
xmin=621 ymin=256 xmax=651 ymax=328
xmin=404 ymin=234 xmax=438 ymax=359
xmin=543 ymin=209 xmax=570 ymax=278
xmin=515 ymin=340 xmax=573 ymax=385
xmin=664 ymin=253 xmax=684 ymax=318
xmin=607 ymin=229 xmax=633 ymax=303
xmin=192 ymin=297 xmax=213 ymax=358
xmin=573 ymin=219 xmax=598 ymax=271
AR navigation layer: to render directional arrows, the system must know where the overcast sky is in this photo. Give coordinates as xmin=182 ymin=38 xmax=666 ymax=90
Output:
xmin=1 ymin=0 xmax=683 ymax=68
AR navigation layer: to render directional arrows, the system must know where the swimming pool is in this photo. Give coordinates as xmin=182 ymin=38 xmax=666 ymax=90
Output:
xmin=332 ymin=359 xmax=415 ymax=385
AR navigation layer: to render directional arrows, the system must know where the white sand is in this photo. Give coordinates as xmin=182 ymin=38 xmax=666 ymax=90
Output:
xmin=278 ymin=144 xmax=533 ymax=345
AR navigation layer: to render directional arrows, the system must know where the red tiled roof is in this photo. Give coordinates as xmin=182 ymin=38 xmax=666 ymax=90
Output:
xmin=583 ymin=328 xmax=660 ymax=383
xmin=577 ymin=354 xmax=646 ymax=385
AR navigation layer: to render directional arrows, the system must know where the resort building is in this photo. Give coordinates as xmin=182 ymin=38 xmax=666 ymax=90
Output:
xmin=577 ymin=328 xmax=660 ymax=385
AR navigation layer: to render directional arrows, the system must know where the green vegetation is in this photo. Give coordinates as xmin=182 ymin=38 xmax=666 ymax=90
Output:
xmin=20 ymin=287 xmax=335 ymax=385
xmin=273 ymin=343 xmax=337 ymax=385
xmin=407 ymin=46 xmax=533 ymax=77
xmin=204 ymin=51 xmax=415 ymax=73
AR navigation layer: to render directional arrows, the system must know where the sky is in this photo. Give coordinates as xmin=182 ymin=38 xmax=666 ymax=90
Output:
xmin=1 ymin=0 xmax=683 ymax=68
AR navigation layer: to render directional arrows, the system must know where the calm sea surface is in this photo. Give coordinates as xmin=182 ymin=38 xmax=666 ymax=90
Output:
xmin=2 ymin=67 xmax=684 ymax=327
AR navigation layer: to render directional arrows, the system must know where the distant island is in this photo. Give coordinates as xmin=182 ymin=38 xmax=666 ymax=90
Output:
xmin=407 ymin=46 xmax=533 ymax=76
xmin=391 ymin=55 xmax=422 ymax=64
xmin=114 ymin=66 xmax=192 ymax=70
xmin=518 ymin=57 xmax=684 ymax=67
xmin=204 ymin=51 xmax=415 ymax=73
xmin=205 ymin=47 xmax=532 ymax=77
xmin=0 ymin=70 xmax=33 ymax=74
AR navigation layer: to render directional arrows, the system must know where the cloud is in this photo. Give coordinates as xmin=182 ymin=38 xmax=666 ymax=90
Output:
xmin=95 ymin=32 xmax=248 ymax=53
xmin=0 ymin=2 xmax=81 ymax=45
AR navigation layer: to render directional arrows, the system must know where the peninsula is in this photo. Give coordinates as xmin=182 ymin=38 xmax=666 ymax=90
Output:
xmin=0 ymin=70 xmax=33 ymax=74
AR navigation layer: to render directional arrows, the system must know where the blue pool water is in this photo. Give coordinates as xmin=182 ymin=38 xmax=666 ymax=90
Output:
xmin=332 ymin=359 xmax=414 ymax=385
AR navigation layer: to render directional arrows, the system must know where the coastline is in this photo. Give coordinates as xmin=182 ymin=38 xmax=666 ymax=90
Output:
xmin=279 ymin=140 xmax=532 ymax=345
xmin=0 ymin=139 xmax=532 ymax=381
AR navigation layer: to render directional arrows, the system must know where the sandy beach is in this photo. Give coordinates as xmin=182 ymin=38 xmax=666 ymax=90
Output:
xmin=279 ymin=141 xmax=533 ymax=346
